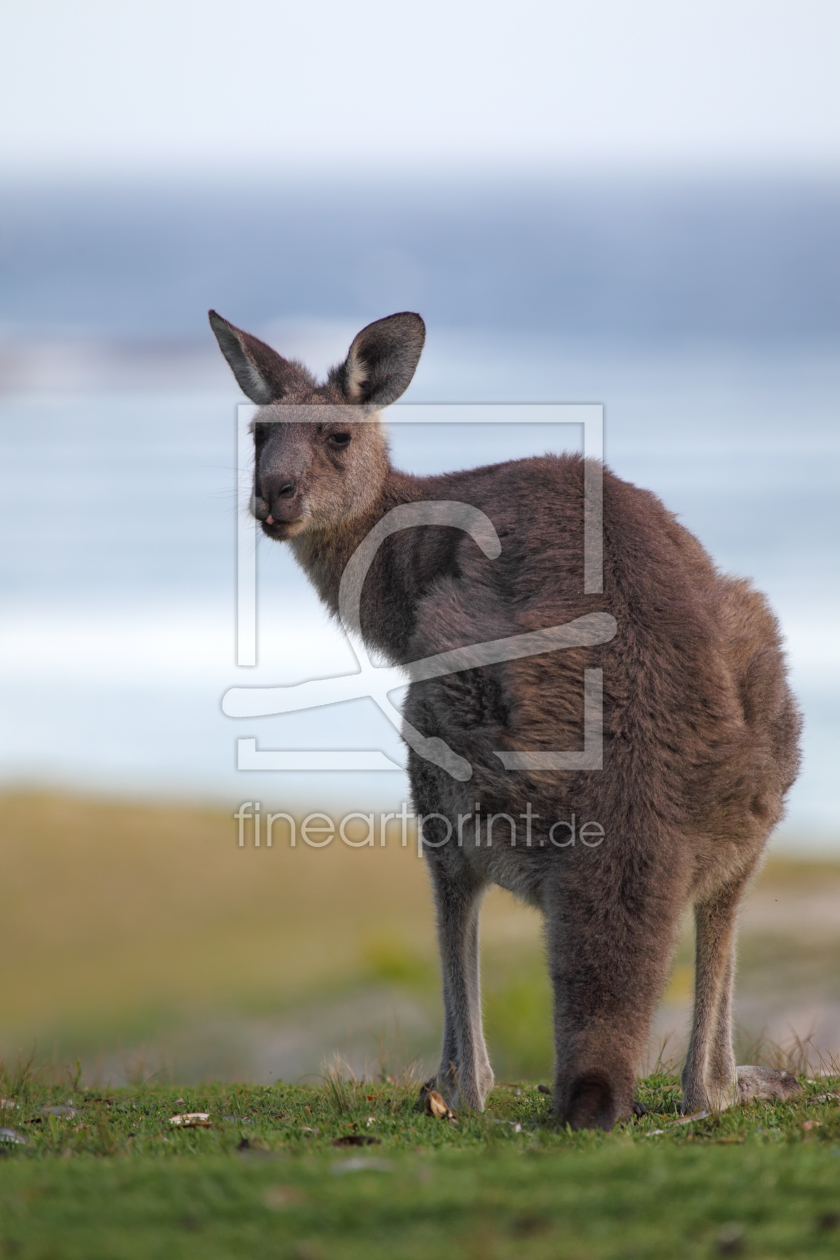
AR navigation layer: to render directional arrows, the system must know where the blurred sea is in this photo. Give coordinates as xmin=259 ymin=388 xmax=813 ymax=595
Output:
xmin=0 ymin=180 xmax=838 ymax=844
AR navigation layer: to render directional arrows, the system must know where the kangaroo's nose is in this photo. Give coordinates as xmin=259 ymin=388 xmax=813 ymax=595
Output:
xmin=260 ymin=474 xmax=298 ymax=502
xmin=259 ymin=473 xmax=301 ymax=524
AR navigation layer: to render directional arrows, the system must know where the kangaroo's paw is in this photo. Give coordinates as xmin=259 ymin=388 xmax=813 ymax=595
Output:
xmin=419 ymin=1074 xmax=465 ymax=1112
xmin=736 ymin=1065 xmax=801 ymax=1103
xmin=417 ymin=1076 xmax=460 ymax=1108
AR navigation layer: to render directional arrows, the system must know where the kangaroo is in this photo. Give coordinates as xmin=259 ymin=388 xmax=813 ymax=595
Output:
xmin=211 ymin=309 xmax=802 ymax=1130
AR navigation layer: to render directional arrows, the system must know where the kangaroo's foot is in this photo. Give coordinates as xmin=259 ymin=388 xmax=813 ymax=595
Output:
xmin=736 ymin=1065 xmax=801 ymax=1103
xmin=556 ymin=1069 xmax=635 ymax=1131
xmin=680 ymin=1080 xmax=738 ymax=1114
xmin=536 ymin=1083 xmax=648 ymax=1118
xmin=681 ymin=1065 xmax=801 ymax=1114
xmin=419 ymin=1064 xmax=492 ymax=1113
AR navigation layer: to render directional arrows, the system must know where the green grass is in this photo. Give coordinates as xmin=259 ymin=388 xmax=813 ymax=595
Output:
xmin=3 ymin=1070 xmax=840 ymax=1257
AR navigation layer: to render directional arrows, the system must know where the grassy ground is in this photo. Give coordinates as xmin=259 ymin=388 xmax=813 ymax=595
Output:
xmin=3 ymin=1070 xmax=840 ymax=1258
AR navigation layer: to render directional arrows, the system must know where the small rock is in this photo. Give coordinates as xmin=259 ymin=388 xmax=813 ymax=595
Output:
xmin=169 ymin=1113 xmax=212 ymax=1128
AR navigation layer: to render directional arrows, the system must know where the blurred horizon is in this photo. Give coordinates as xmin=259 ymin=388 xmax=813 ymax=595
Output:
xmin=1 ymin=174 xmax=839 ymax=356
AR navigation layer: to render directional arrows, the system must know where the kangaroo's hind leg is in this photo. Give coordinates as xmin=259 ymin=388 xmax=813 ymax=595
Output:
xmin=547 ymin=840 xmax=688 ymax=1131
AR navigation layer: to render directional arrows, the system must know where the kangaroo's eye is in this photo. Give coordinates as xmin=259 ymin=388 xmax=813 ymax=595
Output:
xmin=329 ymin=432 xmax=351 ymax=449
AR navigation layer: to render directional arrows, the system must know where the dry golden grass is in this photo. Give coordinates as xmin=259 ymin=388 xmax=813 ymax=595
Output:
xmin=0 ymin=790 xmax=541 ymax=1049
xmin=2 ymin=790 xmax=837 ymax=1080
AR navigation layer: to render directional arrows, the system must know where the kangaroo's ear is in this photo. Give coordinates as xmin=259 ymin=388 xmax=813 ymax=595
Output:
xmin=333 ymin=312 xmax=425 ymax=407
xmin=208 ymin=310 xmax=313 ymax=403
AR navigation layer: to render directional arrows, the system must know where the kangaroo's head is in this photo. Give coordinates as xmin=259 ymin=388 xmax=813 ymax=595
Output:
xmin=210 ymin=310 xmax=425 ymax=540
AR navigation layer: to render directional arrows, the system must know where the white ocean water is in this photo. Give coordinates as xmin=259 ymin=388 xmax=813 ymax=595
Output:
xmin=0 ymin=331 xmax=838 ymax=844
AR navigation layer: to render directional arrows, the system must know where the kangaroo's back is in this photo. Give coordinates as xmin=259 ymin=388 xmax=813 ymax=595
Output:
xmin=402 ymin=452 xmax=798 ymax=855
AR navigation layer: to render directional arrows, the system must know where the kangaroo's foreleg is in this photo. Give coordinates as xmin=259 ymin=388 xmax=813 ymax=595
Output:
xmin=683 ymin=871 xmax=802 ymax=1111
xmin=425 ymin=851 xmax=493 ymax=1111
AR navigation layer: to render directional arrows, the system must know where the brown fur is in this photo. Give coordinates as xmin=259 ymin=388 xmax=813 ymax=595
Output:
xmin=211 ymin=309 xmax=802 ymax=1128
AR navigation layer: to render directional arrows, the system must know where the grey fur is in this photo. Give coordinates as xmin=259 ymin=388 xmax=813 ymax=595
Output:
xmin=210 ymin=309 xmax=802 ymax=1128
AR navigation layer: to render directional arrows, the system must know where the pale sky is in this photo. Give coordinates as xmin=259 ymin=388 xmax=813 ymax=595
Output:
xmin=1 ymin=0 xmax=839 ymax=176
